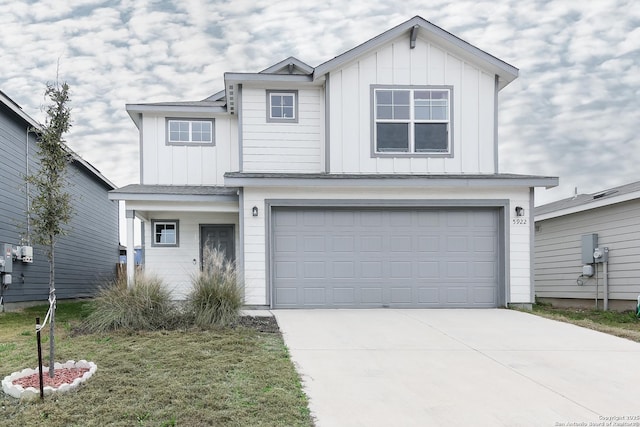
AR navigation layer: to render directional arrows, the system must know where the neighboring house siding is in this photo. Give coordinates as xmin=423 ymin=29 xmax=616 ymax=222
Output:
xmin=241 ymin=87 xmax=323 ymax=173
xmin=143 ymin=211 xmax=239 ymax=299
xmin=535 ymin=200 xmax=640 ymax=301
xmin=242 ymin=186 xmax=531 ymax=306
xmin=328 ymin=35 xmax=495 ymax=174
xmin=141 ymin=113 xmax=238 ymax=185
xmin=0 ymin=102 xmax=119 ymax=304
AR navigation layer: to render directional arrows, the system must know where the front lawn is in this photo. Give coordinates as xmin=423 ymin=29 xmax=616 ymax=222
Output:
xmin=530 ymin=303 xmax=640 ymax=343
xmin=0 ymin=301 xmax=313 ymax=426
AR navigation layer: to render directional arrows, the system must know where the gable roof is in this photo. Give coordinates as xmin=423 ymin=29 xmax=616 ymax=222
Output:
xmin=313 ymin=15 xmax=519 ymax=89
xmin=129 ymin=15 xmax=519 ymax=116
xmin=0 ymin=89 xmax=115 ymax=190
xmin=260 ymin=56 xmax=314 ymax=75
xmin=535 ymin=180 xmax=640 ymax=221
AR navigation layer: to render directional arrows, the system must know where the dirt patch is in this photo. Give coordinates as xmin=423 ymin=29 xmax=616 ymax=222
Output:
xmin=236 ymin=315 xmax=280 ymax=333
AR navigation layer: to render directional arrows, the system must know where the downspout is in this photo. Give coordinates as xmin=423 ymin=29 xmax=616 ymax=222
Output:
xmin=603 ymin=259 xmax=609 ymax=311
xmin=25 ymin=126 xmax=31 ymax=244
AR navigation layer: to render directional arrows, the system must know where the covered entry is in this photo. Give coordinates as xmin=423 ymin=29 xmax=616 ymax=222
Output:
xmin=271 ymin=207 xmax=502 ymax=308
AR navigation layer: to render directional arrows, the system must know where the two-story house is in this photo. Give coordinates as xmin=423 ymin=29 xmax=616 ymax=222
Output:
xmin=111 ymin=16 xmax=558 ymax=309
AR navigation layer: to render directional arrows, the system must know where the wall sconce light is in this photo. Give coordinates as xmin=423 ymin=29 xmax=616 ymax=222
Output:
xmin=515 ymin=206 xmax=525 ymax=217
xmin=252 ymin=206 xmax=259 ymax=217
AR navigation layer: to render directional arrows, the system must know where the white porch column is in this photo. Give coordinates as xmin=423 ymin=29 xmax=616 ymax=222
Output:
xmin=126 ymin=209 xmax=135 ymax=288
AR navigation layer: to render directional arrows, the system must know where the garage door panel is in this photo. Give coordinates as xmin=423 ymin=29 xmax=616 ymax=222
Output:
xmin=361 ymin=287 xmax=383 ymax=304
xmin=275 ymin=235 xmax=297 ymax=252
xmin=390 ymin=287 xmax=412 ymax=304
xmin=333 ymin=261 xmax=355 ymax=278
xmin=272 ymin=207 xmax=500 ymax=308
xmin=361 ymin=261 xmax=383 ymax=278
xmin=303 ymin=235 xmax=325 ymax=251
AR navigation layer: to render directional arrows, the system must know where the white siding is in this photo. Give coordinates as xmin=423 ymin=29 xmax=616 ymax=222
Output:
xmin=535 ymin=200 xmax=640 ymax=301
xmin=242 ymin=87 xmax=323 ymax=172
xmin=242 ymin=186 xmax=531 ymax=306
xmin=142 ymin=211 xmax=239 ymax=299
xmin=141 ymin=113 xmax=238 ymax=185
xmin=329 ymin=35 xmax=496 ymax=174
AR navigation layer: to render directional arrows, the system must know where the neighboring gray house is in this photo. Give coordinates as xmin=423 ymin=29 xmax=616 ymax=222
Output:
xmin=0 ymin=89 xmax=119 ymax=309
xmin=534 ymin=181 xmax=640 ymax=311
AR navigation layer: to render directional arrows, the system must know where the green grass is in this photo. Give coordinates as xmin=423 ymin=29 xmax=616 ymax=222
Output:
xmin=530 ymin=303 xmax=640 ymax=342
xmin=1 ymin=301 xmax=313 ymax=427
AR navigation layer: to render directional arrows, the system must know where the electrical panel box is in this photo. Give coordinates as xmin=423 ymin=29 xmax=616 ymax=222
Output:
xmin=1 ymin=244 xmax=12 ymax=273
xmin=581 ymin=234 xmax=598 ymax=264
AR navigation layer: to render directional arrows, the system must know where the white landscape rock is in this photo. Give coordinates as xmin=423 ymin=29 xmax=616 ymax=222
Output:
xmin=2 ymin=360 xmax=97 ymax=400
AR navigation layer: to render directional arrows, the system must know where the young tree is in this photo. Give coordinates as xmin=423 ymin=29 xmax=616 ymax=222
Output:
xmin=26 ymin=81 xmax=73 ymax=378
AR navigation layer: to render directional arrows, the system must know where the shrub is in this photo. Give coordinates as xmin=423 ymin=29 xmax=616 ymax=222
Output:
xmin=186 ymin=248 xmax=244 ymax=328
xmin=83 ymin=273 xmax=179 ymax=332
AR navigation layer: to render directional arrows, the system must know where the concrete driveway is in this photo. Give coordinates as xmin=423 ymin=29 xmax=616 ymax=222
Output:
xmin=273 ymin=309 xmax=640 ymax=427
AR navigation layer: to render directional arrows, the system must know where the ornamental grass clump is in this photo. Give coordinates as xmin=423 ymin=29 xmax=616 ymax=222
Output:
xmin=83 ymin=274 xmax=178 ymax=332
xmin=187 ymin=248 xmax=244 ymax=328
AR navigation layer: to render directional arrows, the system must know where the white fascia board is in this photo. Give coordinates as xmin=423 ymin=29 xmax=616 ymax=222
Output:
xmin=535 ymin=190 xmax=640 ymax=222
xmin=125 ymin=104 xmax=228 ymax=128
xmin=224 ymin=175 xmax=558 ymax=188
xmin=312 ymin=16 xmax=518 ymax=89
xmin=125 ymin=104 xmax=227 ymax=115
xmin=224 ymin=73 xmax=314 ymax=85
xmin=108 ymin=192 xmax=238 ymax=203
xmin=126 ymin=200 xmax=239 ymax=213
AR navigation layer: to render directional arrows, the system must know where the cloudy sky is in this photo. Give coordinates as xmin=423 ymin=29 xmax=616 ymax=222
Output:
xmin=1 ymin=0 xmax=639 ymax=207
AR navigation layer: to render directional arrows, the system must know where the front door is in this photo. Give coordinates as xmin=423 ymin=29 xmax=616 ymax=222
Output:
xmin=200 ymin=225 xmax=235 ymax=267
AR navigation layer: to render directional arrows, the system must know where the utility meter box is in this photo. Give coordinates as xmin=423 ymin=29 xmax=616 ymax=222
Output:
xmin=1 ymin=243 xmax=12 ymax=273
xmin=593 ymin=247 xmax=609 ymax=263
xmin=581 ymin=234 xmax=598 ymax=264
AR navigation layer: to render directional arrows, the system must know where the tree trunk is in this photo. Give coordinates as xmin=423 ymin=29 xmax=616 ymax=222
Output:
xmin=49 ymin=240 xmax=56 ymax=378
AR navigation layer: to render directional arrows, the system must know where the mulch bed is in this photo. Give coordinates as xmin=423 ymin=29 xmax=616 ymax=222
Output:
xmin=11 ymin=368 xmax=89 ymax=389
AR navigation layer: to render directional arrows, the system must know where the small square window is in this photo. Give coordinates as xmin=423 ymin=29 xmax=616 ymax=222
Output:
xmin=152 ymin=220 xmax=179 ymax=247
xmin=266 ymin=90 xmax=298 ymax=123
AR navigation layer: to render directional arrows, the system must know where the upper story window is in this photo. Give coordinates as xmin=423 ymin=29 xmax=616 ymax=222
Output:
xmin=166 ymin=119 xmax=214 ymax=145
xmin=152 ymin=220 xmax=179 ymax=247
xmin=372 ymin=86 xmax=453 ymax=157
xmin=266 ymin=90 xmax=298 ymax=123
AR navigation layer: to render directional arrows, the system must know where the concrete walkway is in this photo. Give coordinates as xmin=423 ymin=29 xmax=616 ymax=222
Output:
xmin=273 ymin=309 xmax=640 ymax=427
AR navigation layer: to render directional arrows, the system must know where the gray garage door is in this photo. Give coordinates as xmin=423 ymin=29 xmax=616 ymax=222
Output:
xmin=271 ymin=207 xmax=501 ymax=308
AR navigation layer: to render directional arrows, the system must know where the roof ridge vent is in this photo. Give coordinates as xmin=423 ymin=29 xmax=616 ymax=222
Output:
xmin=593 ymin=190 xmax=618 ymax=200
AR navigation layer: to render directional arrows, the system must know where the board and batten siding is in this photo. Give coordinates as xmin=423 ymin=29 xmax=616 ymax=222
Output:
xmin=241 ymin=186 xmax=531 ymax=306
xmin=142 ymin=211 xmax=239 ymax=299
xmin=241 ymin=87 xmax=323 ymax=173
xmin=1 ymin=102 xmax=119 ymax=303
xmin=535 ymin=200 xmax=640 ymax=301
xmin=329 ymin=35 xmax=495 ymax=175
xmin=141 ymin=113 xmax=238 ymax=185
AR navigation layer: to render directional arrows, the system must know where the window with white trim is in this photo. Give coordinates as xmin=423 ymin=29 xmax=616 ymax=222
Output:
xmin=266 ymin=90 xmax=298 ymax=123
xmin=167 ymin=119 xmax=214 ymax=144
xmin=152 ymin=220 xmax=179 ymax=247
xmin=373 ymin=87 xmax=451 ymax=155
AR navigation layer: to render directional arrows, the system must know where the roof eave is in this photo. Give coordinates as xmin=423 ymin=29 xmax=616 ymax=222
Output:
xmin=224 ymin=173 xmax=558 ymax=189
xmin=535 ymin=190 xmax=640 ymax=221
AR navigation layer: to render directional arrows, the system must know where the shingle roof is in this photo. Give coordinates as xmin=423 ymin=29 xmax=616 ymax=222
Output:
xmin=535 ymin=180 xmax=640 ymax=216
